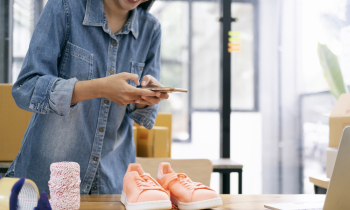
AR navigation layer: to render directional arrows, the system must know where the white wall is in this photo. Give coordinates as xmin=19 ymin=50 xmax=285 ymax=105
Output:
xmin=259 ymin=0 xmax=304 ymax=194
xmin=259 ymin=0 xmax=281 ymax=194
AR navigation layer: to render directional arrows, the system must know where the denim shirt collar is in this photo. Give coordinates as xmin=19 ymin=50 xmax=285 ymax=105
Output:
xmin=82 ymin=0 xmax=139 ymax=39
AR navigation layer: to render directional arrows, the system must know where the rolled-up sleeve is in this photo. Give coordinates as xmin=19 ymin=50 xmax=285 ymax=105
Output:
xmin=126 ymin=24 xmax=162 ymax=130
xmin=127 ymin=104 xmax=157 ymax=130
xmin=12 ymin=0 xmax=77 ymax=116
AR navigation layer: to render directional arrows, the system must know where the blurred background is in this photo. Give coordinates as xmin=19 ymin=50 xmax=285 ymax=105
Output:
xmin=1 ymin=0 xmax=349 ymax=194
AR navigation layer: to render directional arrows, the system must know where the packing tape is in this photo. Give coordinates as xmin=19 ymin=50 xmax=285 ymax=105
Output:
xmin=0 ymin=177 xmax=39 ymax=210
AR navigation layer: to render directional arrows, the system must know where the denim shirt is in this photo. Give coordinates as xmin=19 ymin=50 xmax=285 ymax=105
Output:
xmin=6 ymin=0 xmax=161 ymax=195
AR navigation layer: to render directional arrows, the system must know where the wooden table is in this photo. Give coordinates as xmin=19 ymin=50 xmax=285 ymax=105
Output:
xmin=211 ymin=159 xmax=243 ymax=194
xmin=79 ymin=194 xmax=326 ymax=210
xmin=1 ymin=160 xmax=244 ymax=195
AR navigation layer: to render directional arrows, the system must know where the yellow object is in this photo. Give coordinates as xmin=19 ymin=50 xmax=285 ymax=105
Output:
xmin=329 ymin=94 xmax=350 ymax=147
xmin=228 ymin=31 xmax=241 ymax=36
xmin=136 ymin=126 xmax=169 ymax=158
xmin=228 ymin=48 xmax=241 ymax=53
xmin=228 ymin=43 xmax=240 ymax=47
xmin=229 ymin=37 xmax=241 ymax=42
xmin=0 ymin=84 xmax=32 ymax=161
xmin=154 ymin=113 xmax=172 ymax=157
xmin=0 ymin=177 xmax=39 ymax=210
xmin=133 ymin=126 xmax=137 ymax=154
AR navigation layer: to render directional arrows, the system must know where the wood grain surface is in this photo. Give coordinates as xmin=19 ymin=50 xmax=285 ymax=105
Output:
xmin=79 ymin=194 xmax=326 ymax=210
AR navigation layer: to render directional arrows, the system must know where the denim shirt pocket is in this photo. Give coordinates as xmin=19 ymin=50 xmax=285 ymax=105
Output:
xmin=129 ymin=61 xmax=145 ymax=87
xmin=59 ymin=41 xmax=94 ymax=81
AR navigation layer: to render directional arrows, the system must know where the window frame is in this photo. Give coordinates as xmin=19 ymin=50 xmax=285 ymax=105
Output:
xmin=161 ymin=0 xmax=260 ymax=143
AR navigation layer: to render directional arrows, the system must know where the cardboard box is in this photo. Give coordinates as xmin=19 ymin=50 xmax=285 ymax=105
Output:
xmin=133 ymin=126 xmax=137 ymax=154
xmin=134 ymin=113 xmax=172 ymax=157
xmin=329 ymin=94 xmax=350 ymax=147
xmin=154 ymin=113 xmax=172 ymax=157
xmin=326 ymin=147 xmax=338 ymax=178
xmin=0 ymin=84 xmax=32 ymax=161
xmin=136 ymin=126 xmax=169 ymax=158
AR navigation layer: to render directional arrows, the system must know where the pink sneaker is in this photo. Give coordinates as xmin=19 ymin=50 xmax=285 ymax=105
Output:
xmin=122 ymin=163 xmax=172 ymax=210
xmin=157 ymin=162 xmax=223 ymax=209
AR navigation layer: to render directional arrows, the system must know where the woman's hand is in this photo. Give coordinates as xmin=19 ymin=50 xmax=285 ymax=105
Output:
xmin=100 ymin=73 xmax=157 ymax=106
xmin=136 ymin=75 xmax=169 ymax=109
xmin=71 ymin=72 xmax=156 ymax=106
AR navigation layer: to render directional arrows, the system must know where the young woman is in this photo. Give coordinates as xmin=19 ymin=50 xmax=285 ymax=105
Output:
xmin=6 ymin=0 xmax=168 ymax=194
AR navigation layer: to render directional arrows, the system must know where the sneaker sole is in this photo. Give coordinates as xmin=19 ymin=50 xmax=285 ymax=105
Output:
xmin=121 ymin=191 xmax=172 ymax=210
xmin=171 ymin=196 xmax=223 ymax=209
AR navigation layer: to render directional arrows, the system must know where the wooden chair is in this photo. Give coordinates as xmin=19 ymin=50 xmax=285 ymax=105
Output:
xmin=136 ymin=158 xmax=213 ymax=186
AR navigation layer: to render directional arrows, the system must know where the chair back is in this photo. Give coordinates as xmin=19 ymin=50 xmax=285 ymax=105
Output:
xmin=136 ymin=158 xmax=213 ymax=186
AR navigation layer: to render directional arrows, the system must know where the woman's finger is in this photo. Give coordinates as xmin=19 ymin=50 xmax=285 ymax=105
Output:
xmin=127 ymin=95 xmax=142 ymax=101
xmin=141 ymin=75 xmax=163 ymax=87
xmin=131 ymin=86 xmax=156 ymax=97
xmin=157 ymin=92 xmax=169 ymax=99
xmin=136 ymin=99 xmax=152 ymax=105
xmin=141 ymin=96 xmax=161 ymax=104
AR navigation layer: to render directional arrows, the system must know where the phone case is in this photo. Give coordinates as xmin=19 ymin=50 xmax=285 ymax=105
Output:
xmin=138 ymin=87 xmax=188 ymax=93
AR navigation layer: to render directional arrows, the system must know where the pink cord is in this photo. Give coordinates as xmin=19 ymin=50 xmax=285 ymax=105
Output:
xmin=48 ymin=162 xmax=81 ymax=210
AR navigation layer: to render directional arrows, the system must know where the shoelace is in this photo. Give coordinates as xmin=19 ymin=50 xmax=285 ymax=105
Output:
xmin=135 ymin=173 xmax=170 ymax=196
xmin=178 ymin=174 xmax=196 ymax=190
xmin=135 ymin=173 xmax=161 ymax=189
xmin=163 ymin=173 xmax=212 ymax=191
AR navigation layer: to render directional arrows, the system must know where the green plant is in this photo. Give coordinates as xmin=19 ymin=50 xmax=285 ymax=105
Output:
xmin=317 ymin=43 xmax=348 ymax=99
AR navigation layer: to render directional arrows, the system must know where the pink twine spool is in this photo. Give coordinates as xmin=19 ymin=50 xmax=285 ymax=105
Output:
xmin=48 ymin=162 xmax=81 ymax=210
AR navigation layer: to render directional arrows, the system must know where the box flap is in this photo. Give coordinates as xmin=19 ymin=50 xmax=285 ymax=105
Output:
xmin=330 ymin=94 xmax=350 ymax=117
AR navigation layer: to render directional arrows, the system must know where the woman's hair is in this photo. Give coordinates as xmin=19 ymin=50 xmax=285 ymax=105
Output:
xmin=138 ymin=0 xmax=155 ymax=11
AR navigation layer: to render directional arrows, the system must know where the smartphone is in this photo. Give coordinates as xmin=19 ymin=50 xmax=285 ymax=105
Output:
xmin=138 ymin=87 xmax=188 ymax=93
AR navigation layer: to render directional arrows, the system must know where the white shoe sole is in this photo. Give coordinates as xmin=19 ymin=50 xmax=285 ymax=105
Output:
xmin=171 ymin=196 xmax=223 ymax=210
xmin=121 ymin=191 xmax=172 ymax=210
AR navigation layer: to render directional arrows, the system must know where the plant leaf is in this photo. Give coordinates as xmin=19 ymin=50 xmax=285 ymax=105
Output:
xmin=317 ymin=43 xmax=347 ymax=99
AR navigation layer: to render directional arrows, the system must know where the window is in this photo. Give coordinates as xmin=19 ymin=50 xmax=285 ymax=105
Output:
xmin=151 ymin=0 xmax=259 ymax=142
xmin=150 ymin=2 xmax=190 ymax=141
xmin=12 ymin=0 xmax=36 ymax=83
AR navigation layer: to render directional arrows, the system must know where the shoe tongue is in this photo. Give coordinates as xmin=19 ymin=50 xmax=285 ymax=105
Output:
xmin=162 ymin=172 xmax=176 ymax=180
xmin=177 ymin=173 xmax=191 ymax=183
xmin=128 ymin=163 xmax=145 ymax=175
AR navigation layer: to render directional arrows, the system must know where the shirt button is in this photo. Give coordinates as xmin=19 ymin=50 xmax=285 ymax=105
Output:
xmin=93 ymin=186 xmax=98 ymax=190
xmin=140 ymin=67 xmax=144 ymax=71
xmin=104 ymin=100 xmax=109 ymax=104
xmin=19 ymin=84 xmax=23 ymax=87
xmin=93 ymin=157 xmax=98 ymax=161
xmin=112 ymin=42 xmax=117 ymax=46
xmin=99 ymin=128 xmax=104 ymax=132
xmin=109 ymin=69 xmax=114 ymax=74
